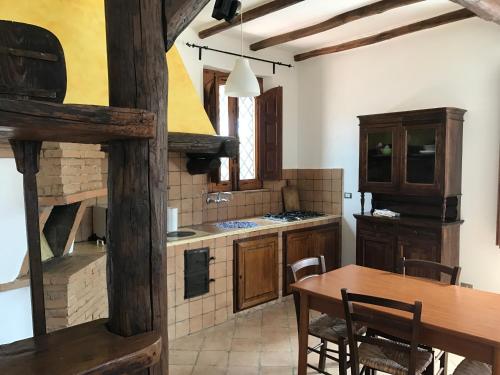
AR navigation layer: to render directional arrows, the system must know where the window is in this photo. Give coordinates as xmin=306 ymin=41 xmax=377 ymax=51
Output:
xmin=203 ymin=69 xmax=263 ymax=192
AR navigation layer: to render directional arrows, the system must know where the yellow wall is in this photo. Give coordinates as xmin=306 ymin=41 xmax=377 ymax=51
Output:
xmin=0 ymin=0 xmax=214 ymax=134
xmin=166 ymin=47 xmax=215 ymax=135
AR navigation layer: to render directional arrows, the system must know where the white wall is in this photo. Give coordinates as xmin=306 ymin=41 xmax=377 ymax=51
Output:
xmin=175 ymin=27 xmax=299 ymax=168
xmin=0 ymin=158 xmax=33 ymax=343
xmin=297 ymin=18 xmax=500 ymax=292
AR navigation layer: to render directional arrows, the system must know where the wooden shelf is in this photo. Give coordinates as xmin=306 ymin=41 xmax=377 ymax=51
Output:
xmin=0 ymin=98 xmax=156 ymax=143
xmin=0 ymin=276 xmax=30 ymax=292
xmin=38 ymin=188 xmax=107 ymax=207
xmin=168 ymin=132 xmax=238 ymax=157
xmin=0 ymin=319 xmax=161 ymax=374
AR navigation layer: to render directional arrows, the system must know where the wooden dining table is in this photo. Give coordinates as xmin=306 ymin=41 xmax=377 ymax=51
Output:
xmin=291 ymin=264 xmax=500 ymax=375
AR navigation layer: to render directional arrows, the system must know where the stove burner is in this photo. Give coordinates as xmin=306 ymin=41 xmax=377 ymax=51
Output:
xmin=263 ymin=211 xmax=325 ymax=222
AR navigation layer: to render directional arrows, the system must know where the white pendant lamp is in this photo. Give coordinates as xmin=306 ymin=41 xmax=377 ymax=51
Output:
xmin=225 ymin=2 xmax=260 ymax=98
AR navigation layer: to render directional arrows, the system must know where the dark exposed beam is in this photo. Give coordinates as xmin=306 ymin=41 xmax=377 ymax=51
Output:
xmin=199 ymin=0 xmax=304 ymax=39
xmin=250 ymin=0 xmax=423 ymax=51
xmin=294 ymin=9 xmax=475 ymax=61
xmin=164 ymin=0 xmax=211 ymax=51
xmin=105 ymin=0 xmax=168 ymax=373
xmin=451 ymin=0 xmax=500 ymax=25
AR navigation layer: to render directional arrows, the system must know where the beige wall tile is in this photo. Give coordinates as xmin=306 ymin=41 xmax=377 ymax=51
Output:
xmin=202 ymin=311 xmax=215 ymax=328
xmin=190 ymin=299 xmax=203 ymax=318
xmin=202 ymin=296 xmax=215 ymax=313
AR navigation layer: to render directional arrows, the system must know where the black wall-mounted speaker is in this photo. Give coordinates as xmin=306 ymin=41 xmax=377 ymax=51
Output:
xmin=212 ymin=0 xmax=241 ymax=22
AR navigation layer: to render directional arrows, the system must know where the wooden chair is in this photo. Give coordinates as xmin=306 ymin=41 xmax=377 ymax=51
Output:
xmin=453 ymin=359 xmax=492 ymax=375
xmin=399 ymin=257 xmax=461 ymax=286
xmin=399 ymin=257 xmax=462 ymax=374
xmin=290 ymin=256 xmax=364 ymax=375
xmin=341 ymin=288 xmax=433 ymax=375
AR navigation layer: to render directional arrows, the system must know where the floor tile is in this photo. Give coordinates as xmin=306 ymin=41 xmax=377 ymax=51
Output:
xmin=168 ymin=365 xmax=194 ymax=375
xmin=228 ymin=351 xmax=260 ymax=367
xmin=170 ymin=350 xmax=199 ymax=366
xmin=197 ymin=350 xmax=229 ymax=367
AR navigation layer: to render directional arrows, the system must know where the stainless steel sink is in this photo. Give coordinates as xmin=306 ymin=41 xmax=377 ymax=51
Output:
xmin=166 ymin=228 xmax=211 ymax=242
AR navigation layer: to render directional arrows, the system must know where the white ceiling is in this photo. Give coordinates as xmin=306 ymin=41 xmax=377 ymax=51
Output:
xmin=191 ymin=0 xmax=463 ymax=54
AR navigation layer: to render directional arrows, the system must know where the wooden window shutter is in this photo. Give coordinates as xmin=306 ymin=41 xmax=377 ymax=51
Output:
xmin=203 ymin=69 xmax=218 ymax=132
xmin=257 ymin=86 xmax=283 ymax=181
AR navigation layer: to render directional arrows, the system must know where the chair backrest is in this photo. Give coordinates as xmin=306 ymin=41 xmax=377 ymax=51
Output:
xmin=289 ymin=256 xmax=326 ymax=326
xmin=341 ymin=288 xmax=423 ymax=375
xmin=399 ymin=257 xmax=461 ymax=286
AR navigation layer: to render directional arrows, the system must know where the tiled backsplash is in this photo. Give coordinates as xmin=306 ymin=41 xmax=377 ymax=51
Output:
xmin=167 ymin=152 xmax=343 ymax=227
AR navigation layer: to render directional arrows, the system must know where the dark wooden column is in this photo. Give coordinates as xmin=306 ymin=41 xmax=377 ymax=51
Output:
xmin=104 ymin=0 xmax=168 ymax=373
xmin=10 ymin=140 xmax=46 ymax=336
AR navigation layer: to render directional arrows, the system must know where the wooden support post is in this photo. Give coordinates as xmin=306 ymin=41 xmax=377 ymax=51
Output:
xmin=104 ymin=1 xmax=168 ymax=373
xmin=9 ymin=140 xmax=46 ymax=336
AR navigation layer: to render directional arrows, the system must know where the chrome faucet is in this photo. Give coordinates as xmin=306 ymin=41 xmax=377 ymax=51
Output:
xmin=206 ymin=192 xmax=232 ymax=204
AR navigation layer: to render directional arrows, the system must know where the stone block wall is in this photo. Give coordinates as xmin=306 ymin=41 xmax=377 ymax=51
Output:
xmin=43 ymin=253 xmax=108 ymax=332
xmin=37 ymin=142 xmax=105 ymax=196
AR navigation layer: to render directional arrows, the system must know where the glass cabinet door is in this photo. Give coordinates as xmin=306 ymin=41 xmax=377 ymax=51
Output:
xmin=402 ymin=124 xmax=440 ymax=192
xmin=360 ymin=126 xmax=398 ymax=191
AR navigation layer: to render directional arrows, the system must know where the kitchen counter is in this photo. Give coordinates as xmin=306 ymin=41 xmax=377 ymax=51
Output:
xmin=166 ymin=214 xmax=341 ymax=247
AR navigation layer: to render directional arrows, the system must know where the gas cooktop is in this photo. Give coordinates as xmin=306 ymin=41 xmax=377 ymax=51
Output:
xmin=263 ymin=211 xmax=325 ymax=222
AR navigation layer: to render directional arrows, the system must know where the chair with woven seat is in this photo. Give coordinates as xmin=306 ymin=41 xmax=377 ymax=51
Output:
xmin=453 ymin=359 xmax=492 ymax=375
xmin=399 ymin=257 xmax=462 ymax=375
xmin=341 ymin=288 xmax=433 ymax=375
xmin=290 ymin=256 xmax=365 ymax=375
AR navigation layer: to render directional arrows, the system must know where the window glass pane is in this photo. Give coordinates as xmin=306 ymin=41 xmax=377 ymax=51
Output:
xmin=218 ymin=85 xmax=230 ymax=182
xmin=238 ymin=96 xmax=256 ymax=181
xmin=367 ymin=131 xmax=392 ymax=183
xmin=406 ymin=127 xmax=436 ymax=184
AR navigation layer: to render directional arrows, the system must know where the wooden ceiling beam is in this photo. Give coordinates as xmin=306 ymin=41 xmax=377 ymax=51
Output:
xmin=164 ymin=0 xmax=211 ymax=51
xmin=294 ymin=8 xmax=475 ymax=61
xmin=199 ymin=0 xmax=304 ymax=39
xmin=250 ymin=0 xmax=424 ymax=51
xmin=451 ymin=0 xmax=500 ymax=25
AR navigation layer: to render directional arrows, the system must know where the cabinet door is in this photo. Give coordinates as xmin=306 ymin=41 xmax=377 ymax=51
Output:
xmin=359 ymin=125 xmax=400 ymax=193
xmin=400 ymin=122 xmax=443 ymax=195
xmin=357 ymin=232 xmax=396 ymax=272
xmin=283 ymin=231 xmax=310 ymax=295
xmin=235 ymin=235 xmax=279 ymax=311
xmin=310 ymin=224 xmax=341 ymax=271
xmin=398 ymin=236 xmax=441 ymax=281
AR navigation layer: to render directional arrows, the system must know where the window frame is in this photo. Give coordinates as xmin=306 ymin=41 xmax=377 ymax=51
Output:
xmin=204 ymin=68 xmax=263 ymax=193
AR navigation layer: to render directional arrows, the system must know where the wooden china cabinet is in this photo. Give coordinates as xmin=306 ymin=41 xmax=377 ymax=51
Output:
xmin=355 ymin=107 xmax=465 ymax=281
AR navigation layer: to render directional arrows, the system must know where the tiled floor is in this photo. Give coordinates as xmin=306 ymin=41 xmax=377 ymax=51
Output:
xmin=169 ymin=299 xmax=464 ymax=375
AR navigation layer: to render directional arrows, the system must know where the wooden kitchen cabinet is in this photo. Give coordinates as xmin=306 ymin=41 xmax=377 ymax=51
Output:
xmin=283 ymin=223 xmax=341 ymax=295
xmin=234 ymin=234 xmax=279 ymax=312
xmin=355 ymin=214 xmax=461 ymax=282
xmin=358 ymin=107 xmax=465 ymax=221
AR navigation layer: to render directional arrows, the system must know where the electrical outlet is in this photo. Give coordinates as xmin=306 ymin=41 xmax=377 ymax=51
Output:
xmin=344 ymin=192 xmax=352 ymax=199
xmin=460 ymin=282 xmax=473 ymax=289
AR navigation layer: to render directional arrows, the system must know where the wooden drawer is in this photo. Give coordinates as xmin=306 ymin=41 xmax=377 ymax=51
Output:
xmin=357 ymin=220 xmax=394 ymax=238
xmin=398 ymin=225 xmax=440 ymax=242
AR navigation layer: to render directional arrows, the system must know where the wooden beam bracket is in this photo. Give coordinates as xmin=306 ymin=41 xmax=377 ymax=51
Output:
xmin=9 ymin=140 xmax=46 ymax=337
